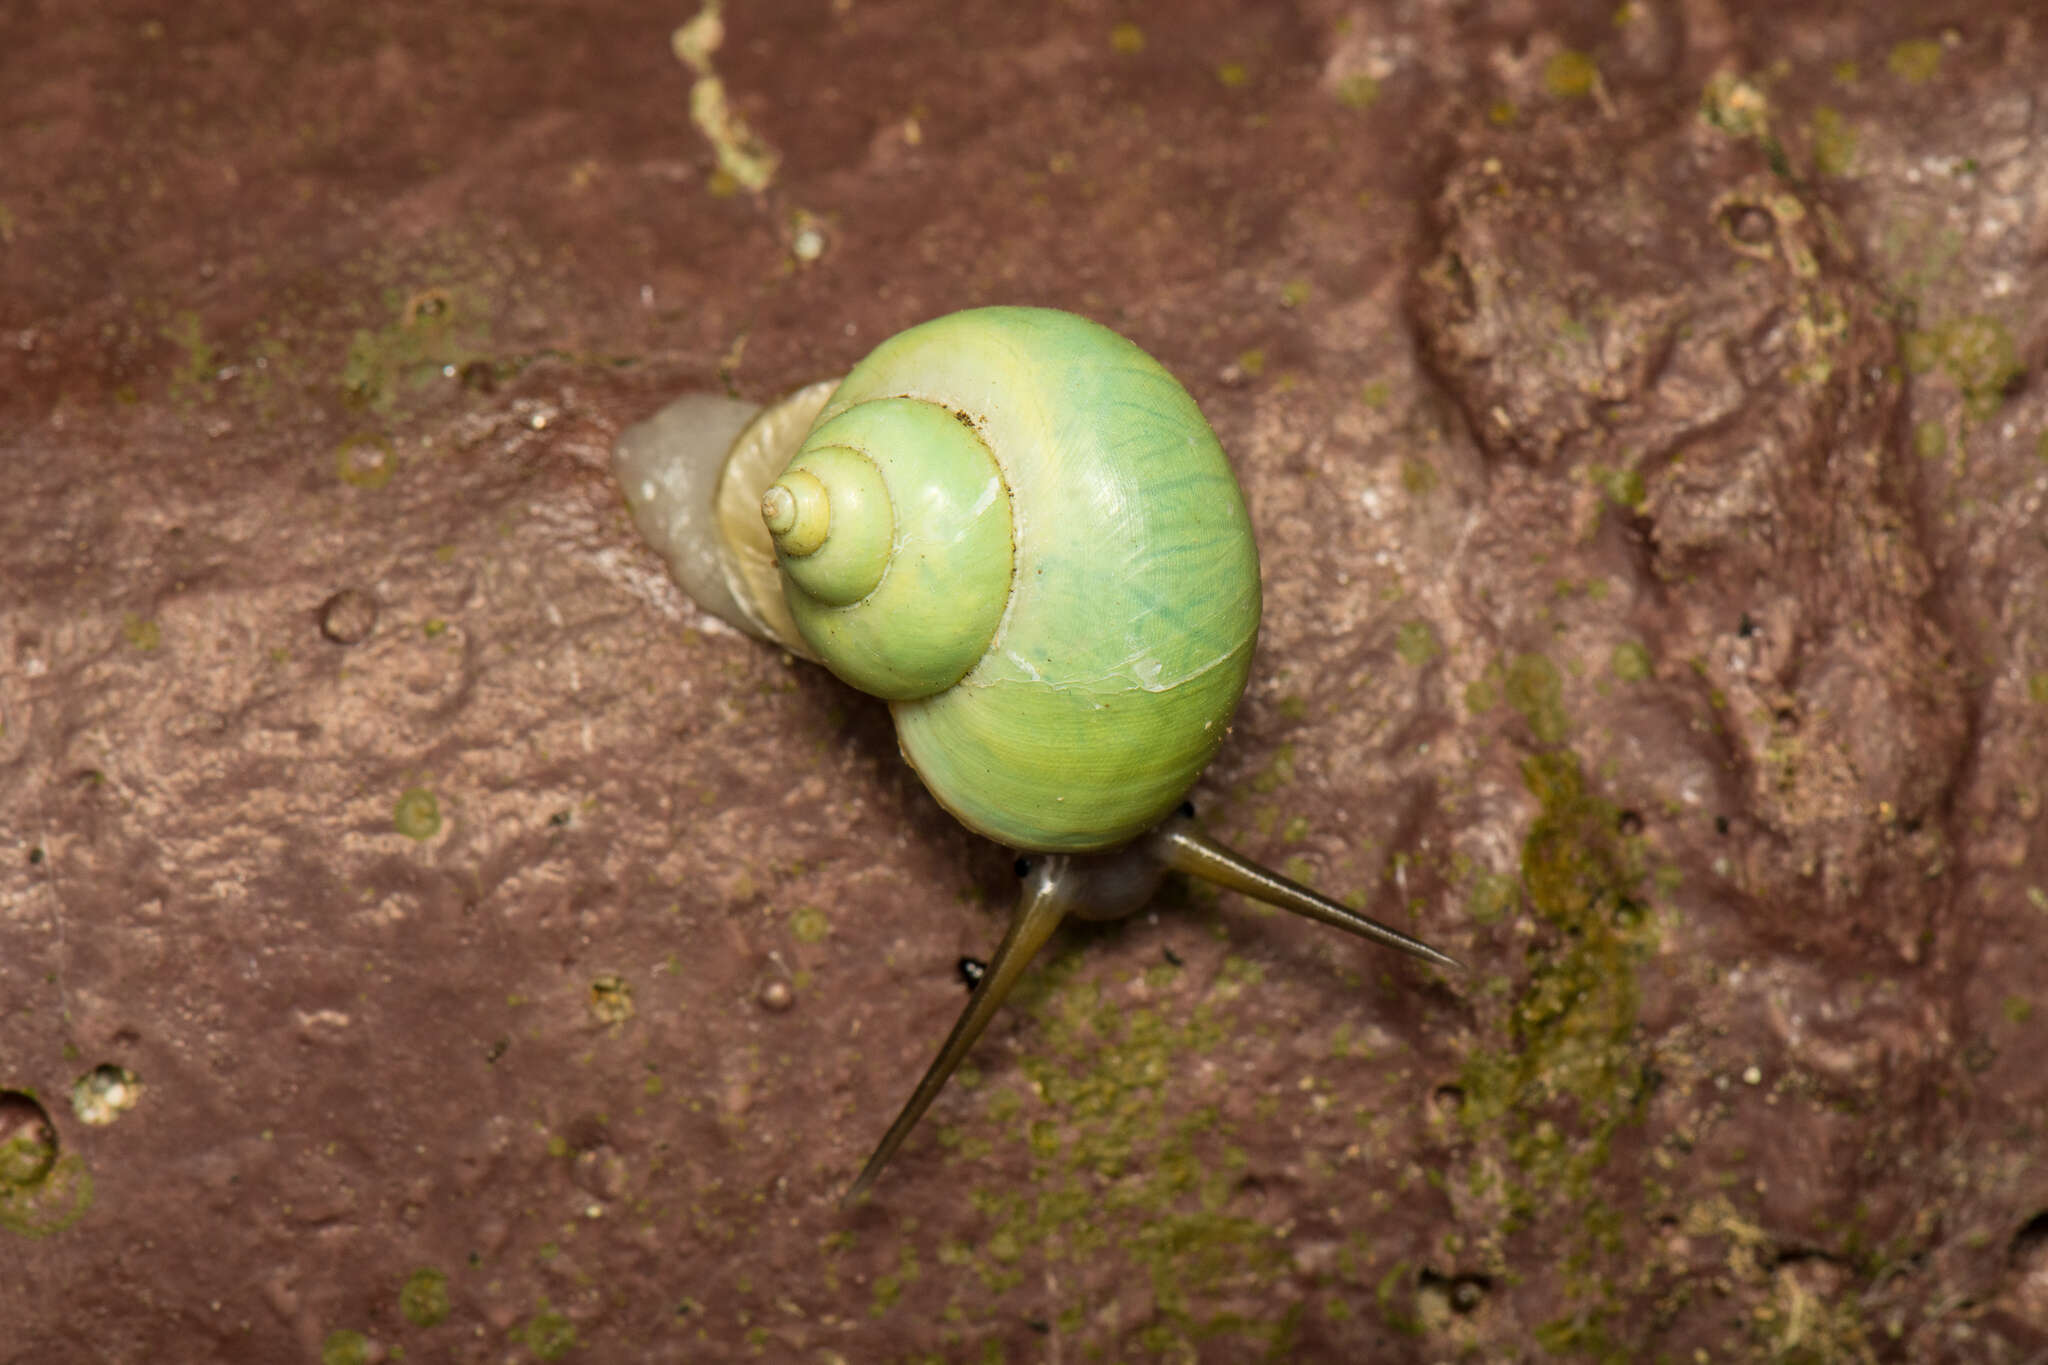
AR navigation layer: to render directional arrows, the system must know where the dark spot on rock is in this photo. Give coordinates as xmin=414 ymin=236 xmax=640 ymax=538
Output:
xmin=402 ymin=287 xmax=452 ymax=326
xmin=2011 ymin=1210 xmax=2048 ymax=1265
xmin=317 ymin=588 xmax=378 ymax=645
xmin=562 ymin=1114 xmax=609 ymax=1154
xmin=1419 ymin=1266 xmax=1491 ymax=1315
xmin=572 ymin=1142 xmax=629 ymax=1201
xmin=0 ymin=1090 xmax=59 ymax=1188
xmin=1720 ymin=201 xmax=1774 ymax=245
xmin=956 ymin=957 xmax=986 ymax=991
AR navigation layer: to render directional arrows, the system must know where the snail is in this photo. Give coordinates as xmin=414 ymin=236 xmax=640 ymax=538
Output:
xmin=612 ymin=307 xmax=1460 ymax=1203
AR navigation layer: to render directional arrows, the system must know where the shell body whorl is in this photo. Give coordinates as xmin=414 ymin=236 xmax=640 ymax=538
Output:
xmin=792 ymin=307 xmax=1261 ymax=853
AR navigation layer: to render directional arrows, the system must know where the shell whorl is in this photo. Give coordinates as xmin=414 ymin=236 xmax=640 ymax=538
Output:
xmin=768 ymin=396 xmax=1016 ymax=701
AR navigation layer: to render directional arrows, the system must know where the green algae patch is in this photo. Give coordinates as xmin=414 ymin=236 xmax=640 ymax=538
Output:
xmin=1913 ymin=420 xmax=1946 ymax=459
xmin=1504 ymin=654 xmax=1569 ymax=745
xmin=1400 ymin=456 xmax=1439 ymax=495
xmin=1886 ymin=39 xmax=1942 ymax=85
xmin=0 ymin=1153 xmax=93 ymax=1237
xmin=1748 ymin=1260 xmax=1879 ymax=1363
xmin=869 ymin=1244 xmax=921 ymax=1317
xmin=121 ymin=613 xmax=162 ymax=652
xmin=1458 ymin=753 xmax=1657 ymax=1190
xmin=1588 ymin=463 xmax=1645 ymax=511
xmin=1609 ymin=641 xmax=1652 ymax=684
xmin=1810 ymin=106 xmax=1857 ymax=177
xmin=0 ymin=1107 xmax=57 ymax=1189
xmin=400 ymin=1265 xmax=451 ymax=1327
xmin=1904 ymin=314 xmax=2019 ymax=418
xmin=1454 ymin=751 xmax=1660 ymax=1341
xmin=1248 ymin=741 xmax=1297 ymax=795
xmin=789 ymin=905 xmax=830 ymax=943
xmin=1376 ymin=1260 xmax=1425 ymax=1336
xmin=393 ymin=787 xmax=442 ymax=841
xmin=164 ymin=310 xmax=223 ymax=405
xmin=1465 ymin=657 xmax=1505 ymax=715
xmin=516 ymin=1300 xmax=577 ymax=1360
xmin=928 ymin=949 xmax=1297 ymax=1356
xmin=340 ymin=285 xmax=491 ymax=413
xmin=1543 ymin=50 xmax=1598 ymax=99
xmin=1396 ymin=620 xmax=1441 ymax=668
xmin=1334 ymin=73 xmax=1381 ymax=111
xmin=1465 ymin=868 xmax=1520 ymax=927
xmin=335 ymin=431 xmax=398 ymax=490
xmin=320 ymin=1329 xmax=370 ymax=1365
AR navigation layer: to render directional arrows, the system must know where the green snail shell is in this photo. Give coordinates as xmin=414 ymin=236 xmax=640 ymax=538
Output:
xmin=767 ymin=307 xmax=1261 ymax=853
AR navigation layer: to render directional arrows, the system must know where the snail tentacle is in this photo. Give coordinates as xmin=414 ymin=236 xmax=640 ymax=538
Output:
xmin=1141 ymin=814 xmax=1464 ymax=972
xmin=841 ymin=861 xmax=1076 ymax=1206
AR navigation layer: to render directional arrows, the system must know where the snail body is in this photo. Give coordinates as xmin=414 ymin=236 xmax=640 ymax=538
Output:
xmin=614 ymin=307 xmax=1457 ymax=1202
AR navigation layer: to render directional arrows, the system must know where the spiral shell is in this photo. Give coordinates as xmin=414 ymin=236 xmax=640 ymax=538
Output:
xmin=768 ymin=307 xmax=1261 ymax=852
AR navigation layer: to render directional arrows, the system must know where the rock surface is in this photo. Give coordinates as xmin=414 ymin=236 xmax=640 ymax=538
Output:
xmin=4 ymin=2 xmax=2046 ymax=1361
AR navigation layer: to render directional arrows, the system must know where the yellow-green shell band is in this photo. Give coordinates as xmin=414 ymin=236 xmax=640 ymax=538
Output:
xmin=762 ymin=467 xmax=831 ymax=557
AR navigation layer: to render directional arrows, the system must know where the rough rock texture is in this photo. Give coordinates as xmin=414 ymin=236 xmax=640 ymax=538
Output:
xmin=3 ymin=2 xmax=2046 ymax=1362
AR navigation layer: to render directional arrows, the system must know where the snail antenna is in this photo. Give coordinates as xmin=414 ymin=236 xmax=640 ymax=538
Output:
xmin=1144 ymin=808 xmax=1463 ymax=972
xmin=841 ymin=859 xmax=1074 ymax=1206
